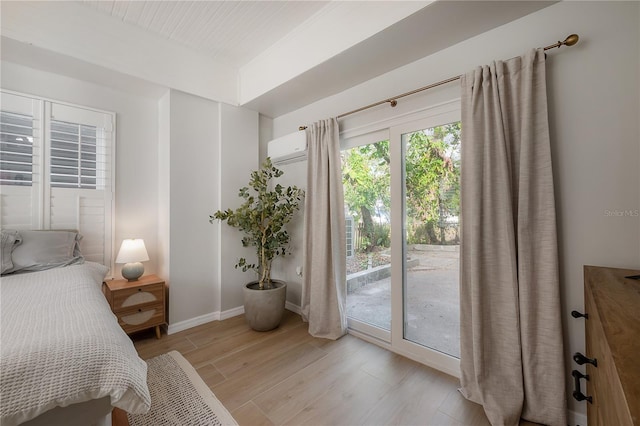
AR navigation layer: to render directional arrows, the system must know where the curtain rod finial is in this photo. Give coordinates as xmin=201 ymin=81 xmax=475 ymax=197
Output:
xmin=564 ymin=34 xmax=579 ymax=47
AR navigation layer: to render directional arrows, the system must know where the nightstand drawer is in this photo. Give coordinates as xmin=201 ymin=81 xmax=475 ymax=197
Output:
xmin=112 ymin=283 xmax=164 ymax=312
xmin=104 ymin=274 xmax=166 ymax=339
xmin=117 ymin=303 xmax=165 ymax=334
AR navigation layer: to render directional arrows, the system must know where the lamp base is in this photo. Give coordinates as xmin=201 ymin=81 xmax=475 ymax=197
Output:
xmin=122 ymin=262 xmax=144 ymax=281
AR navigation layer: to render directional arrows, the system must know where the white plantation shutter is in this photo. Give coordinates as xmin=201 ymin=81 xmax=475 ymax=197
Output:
xmin=49 ymin=103 xmax=112 ymax=191
xmin=0 ymin=92 xmax=42 ymax=229
xmin=49 ymin=120 xmax=100 ymax=189
xmin=0 ymin=91 xmax=115 ymax=268
xmin=1 ymin=111 xmax=35 ymax=186
xmin=48 ymin=188 xmax=112 ymax=264
xmin=46 ymin=102 xmax=114 ymax=266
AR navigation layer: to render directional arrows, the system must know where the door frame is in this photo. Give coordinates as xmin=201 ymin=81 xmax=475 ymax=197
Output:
xmin=389 ymin=108 xmax=461 ymax=378
xmin=342 ymin=99 xmax=462 ymax=378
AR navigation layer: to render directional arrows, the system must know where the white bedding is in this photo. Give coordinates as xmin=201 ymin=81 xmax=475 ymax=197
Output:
xmin=0 ymin=262 xmax=151 ymax=426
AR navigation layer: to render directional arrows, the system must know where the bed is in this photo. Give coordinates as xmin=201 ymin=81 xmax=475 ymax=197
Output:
xmin=0 ymin=230 xmax=151 ymax=426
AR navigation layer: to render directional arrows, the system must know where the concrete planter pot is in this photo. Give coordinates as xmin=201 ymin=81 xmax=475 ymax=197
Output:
xmin=243 ymin=280 xmax=287 ymax=331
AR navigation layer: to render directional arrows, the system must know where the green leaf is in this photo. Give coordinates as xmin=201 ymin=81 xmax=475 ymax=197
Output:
xmin=209 ymin=157 xmax=305 ymax=287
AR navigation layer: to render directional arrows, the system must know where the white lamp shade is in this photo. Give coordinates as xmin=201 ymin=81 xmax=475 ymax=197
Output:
xmin=115 ymin=239 xmax=149 ymax=264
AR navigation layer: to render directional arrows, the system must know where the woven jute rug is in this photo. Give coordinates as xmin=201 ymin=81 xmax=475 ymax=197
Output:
xmin=127 ymin=351 xmax=238 ymax=426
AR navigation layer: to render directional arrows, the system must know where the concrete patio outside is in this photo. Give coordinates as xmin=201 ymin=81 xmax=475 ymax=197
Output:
xmin=346 ymin=245 xmax=460 ymax=358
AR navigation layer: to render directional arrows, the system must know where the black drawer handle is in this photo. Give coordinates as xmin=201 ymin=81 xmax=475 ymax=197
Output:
xmin=571 ymin=310 xmax=588 ymax=319
xmin=573 ymin=352 xmax=597 ymax=367
xmin=138 ymin=309 xmax=142 ymax=312
xmin=138 ymin=288 xmax=142 ymax=292
xmin=572 ymin=370 xmax=592 ymax=403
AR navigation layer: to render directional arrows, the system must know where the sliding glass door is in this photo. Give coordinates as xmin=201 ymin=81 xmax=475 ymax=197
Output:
xmin=396 ymin=120 xmax=461 ymax=358
xmin=343 ymin=138 xmax=392 ymax=341
xmin=343 ymin=106 xmax=461 ymax=375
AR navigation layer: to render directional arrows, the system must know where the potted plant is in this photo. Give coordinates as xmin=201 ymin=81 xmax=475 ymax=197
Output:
xmin=210 ymin=157 xmax=304 ymax=331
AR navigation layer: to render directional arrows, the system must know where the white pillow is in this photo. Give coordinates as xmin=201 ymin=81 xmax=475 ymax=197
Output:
xmin=4 ymin=230 xmax=84 ymax=274
xmin=1 ymin=230 xmax=22 ymax=274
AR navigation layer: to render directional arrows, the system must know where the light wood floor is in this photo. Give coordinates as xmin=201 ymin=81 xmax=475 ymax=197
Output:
xmin=130 ymin=311 xmax=538 ymax=426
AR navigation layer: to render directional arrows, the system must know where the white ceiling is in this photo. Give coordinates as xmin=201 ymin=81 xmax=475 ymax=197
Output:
xmin=1 ymin=1 xmax=557 ymax=118
xmin=80 ymin=1 xmax=330 ymax=67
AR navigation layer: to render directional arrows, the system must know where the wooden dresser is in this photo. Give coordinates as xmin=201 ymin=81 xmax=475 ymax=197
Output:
xmin=104 ymin=274 xmax=166 ymax=339
xmin=583 ymin=266 xmax=640 ymax=426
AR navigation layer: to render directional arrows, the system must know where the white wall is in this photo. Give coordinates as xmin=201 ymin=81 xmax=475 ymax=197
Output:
xmin=270 ymin=1 xmax=640 ymax=420
xmin=270 ymin=160 xmax=307 ymax=307
xmin=218 ymin=103 xmax=259 ymax=312
xmin=1 ymin=60 xmax=160 ymax=277
xmin=164 ymin=90 xmax=220 ymax=324
xmin=258 ymin=114 xmax=308 ymax=306
xmin=159 ymin=92 xmax=259 ymax=326
xmin=158 ymin=91 xmax=171 ymax=298
xmin=258 ymin=114 xmax=273 ymax=163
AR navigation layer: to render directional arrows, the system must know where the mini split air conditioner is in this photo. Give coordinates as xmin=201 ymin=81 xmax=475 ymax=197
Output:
xmin=267 ymin=130 xmax=307 ymax=165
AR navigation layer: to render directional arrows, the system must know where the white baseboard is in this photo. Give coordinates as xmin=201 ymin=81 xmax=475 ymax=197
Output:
xmin=167 ymin=303 xmax=301 ymax=335
xmin=285 ymin=301 xmax=302 ymax=315
xmin=167 ymin=311 xmax=219 ymax=335
xmin=220 ymin=305 xmax=244 ymax=320
xmin=567 ymin=409 xmax=587 ymax=426
xmin=165 ymin=305 xmax=261 ymax=334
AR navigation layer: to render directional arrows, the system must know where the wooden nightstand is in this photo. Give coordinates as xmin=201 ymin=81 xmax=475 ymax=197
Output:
xmin=104 ymin=274 xmax=166 ymax=339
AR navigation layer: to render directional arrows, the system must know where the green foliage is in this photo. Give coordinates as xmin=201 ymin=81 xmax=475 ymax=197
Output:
xmin=342 ymin=141 xmax=390 ymax=220
xmin=210 ymin=158 xmax=304 ymax=290
xmin=357 ymin=236 xmax=372 ymax=254
xmin=342 ymin=122 xmax=461 ymax=247
xmin=357 ymin=223 xmax=390 ymax=253
xmin=372 ymin=223 xmax=390 ymax=248
xmin=342 ymin=141 xmax=390 ymax=251
xmin=404 ymin=122 xmax=461 ymax=241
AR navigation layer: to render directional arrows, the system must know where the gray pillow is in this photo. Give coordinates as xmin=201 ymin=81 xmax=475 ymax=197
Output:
xmin=4 ymin=230 xmax=84 ymax=274
xmin=1 ymin=230 xmax=22 ymax=274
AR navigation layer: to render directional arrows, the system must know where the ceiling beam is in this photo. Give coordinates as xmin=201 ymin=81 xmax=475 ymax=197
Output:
xmin=238 ymin=1 xmax=432 ymax=105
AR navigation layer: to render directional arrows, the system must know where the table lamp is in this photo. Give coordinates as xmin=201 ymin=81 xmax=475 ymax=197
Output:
xmin=116 ymin=239 xmax=149 ymax=281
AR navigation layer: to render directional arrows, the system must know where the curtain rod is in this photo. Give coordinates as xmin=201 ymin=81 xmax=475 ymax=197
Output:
xmin=299 ymin=34 xmax=579 ymax=130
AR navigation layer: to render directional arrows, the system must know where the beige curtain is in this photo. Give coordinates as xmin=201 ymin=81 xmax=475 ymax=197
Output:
xmin=459 ymin=49 xmax=566 ymax=426
xmin=301 ymin=118 xmax=348 ymax=340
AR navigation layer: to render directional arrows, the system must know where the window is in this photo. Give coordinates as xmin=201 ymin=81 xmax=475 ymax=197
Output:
xmin=0 ymin=91 xmax=115 ymax=267
xmin=50 ymin=120 xmax=99 ymax=189
xmin=0 ymin=111 xmax=34 ymax=186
